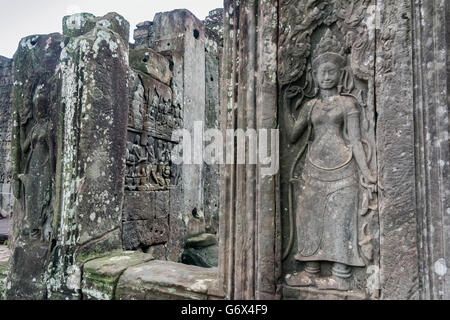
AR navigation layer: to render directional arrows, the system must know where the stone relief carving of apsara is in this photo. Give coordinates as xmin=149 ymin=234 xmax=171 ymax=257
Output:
xmin=283 ymin=29 xmax=377 ymax=291
xmin=17 ymin=84 xmax=55 ymax=242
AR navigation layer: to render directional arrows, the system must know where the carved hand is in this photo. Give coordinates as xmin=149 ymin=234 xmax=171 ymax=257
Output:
xmin=362 ymin=170 xmax=377 ymax=184
xmin=285 ymin=85 xmax=301 ymax=99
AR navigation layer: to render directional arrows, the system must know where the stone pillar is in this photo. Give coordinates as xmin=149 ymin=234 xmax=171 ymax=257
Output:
xmin=7 ymin=12 xmax=130 ymax=299
xmin=0 ymin=57 xmax=13 ymax=219
xmin=134 ymin=10 xmax=208 ymax=240
xmin=203 ymin=9 xmax=223 ymax=235
xmin=376 ymin=0 xmax=449 ymax=300
xmin=123 ymin=47 xmax=179 ymax=260
xmin=8 ymin=32 xmax=65 ymax=299
xmin=50 ymin=12 xmax=130 ymax=299
xmin=410 ymin=0 xmax=449 ymax=300
xmin=219 ymin=0 xmax=280 ymax=300
xmin=158 ymin=10 xmax=206 ymax=238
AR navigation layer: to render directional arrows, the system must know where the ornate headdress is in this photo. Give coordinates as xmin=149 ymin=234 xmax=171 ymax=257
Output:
xmin=312 ymin=29 xmax=346 ymax=70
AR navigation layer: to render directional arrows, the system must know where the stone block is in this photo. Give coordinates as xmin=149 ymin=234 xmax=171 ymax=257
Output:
xmin=123 ymin=191 xmax=154 ymax=221
xmin=63 ymin=12 xmax=130 ymax=43
xmin=154 ymin=191 xmax=169 ymax=219
xmin=6 ymin=246 xmax=47 ymax=299
xmin=129 ymin=48 xmax=172 ymax=85
xmin=185 ymin=233 xmax=217 ymax=248
xmin=122 ymin=221 xmax=152 ymax=250
xmin=7 ymin=32 xmax=64 ymax=299
xmin=146 ymin=244 xmax=166 ymax=260
xmin=82 ymin=251 xmax=154 ymax=300
xmin=282 ymin=285 xmax=367 ymax=300
xmin=0 ymin=246 xmax=9 ymax=300
xmin=122 ymin=215 xmax=169 ymax=251
xmin=148 ymin=37 xmax=186 ymax=54
xmin=115 ymin=260 xmax=218 ymax=300
xmin=59 ymin=12 xmax=130 ymax=247
xmin=166 ymin=185 xmax=185 ymax=262
xmin=182 ymin=245 xmax=218 ymax=268
xmin=152 ymin=216 xmax=169 ymax=245
xmin=75 ymin=229 xmax=122 ymax=265
xmin=186 ymin=208 xmax=206 ymax=238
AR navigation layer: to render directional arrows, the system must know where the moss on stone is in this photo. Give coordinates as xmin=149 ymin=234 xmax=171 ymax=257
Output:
xmin=0 ymin=261 xmax=8 ymax=300
xmin=82 ymin=251 xmax=154 ymax=300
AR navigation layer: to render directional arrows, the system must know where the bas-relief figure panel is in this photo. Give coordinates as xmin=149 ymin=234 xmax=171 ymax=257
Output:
xmin=0 ymin=58 xmax=13 ymax=217
xmin=278 ymin=0 xmax=379 ymax=298
xmin=124 ymin=52 xmax=182 ymax=253
xmin=126 ymin=70 xmax=181 ymax=193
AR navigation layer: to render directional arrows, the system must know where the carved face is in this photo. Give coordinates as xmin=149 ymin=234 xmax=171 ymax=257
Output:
xmin=316 ymin=61 xmax=341 ymax=90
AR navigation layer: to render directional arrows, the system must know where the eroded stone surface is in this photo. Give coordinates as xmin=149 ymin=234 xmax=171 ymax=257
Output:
xmin=42 ymin=12 xmax=130 ymax=300
xmin=0 ymin=246 xmax=10 ymax=300
xmin=122 ymin=8 xmax=222 ymax=263
xmin=2 ymin=1 xmax=447 ymax=302
xmin=129 ymin=48 xmax=172 ymax=85
xmin=185 ymin=233 xmax=217 ymax=248
xmin=116 ymin=260 xmax=219 ymax=300
xmin=6 ymin=12 xmax=130 ymax=300
xmin=7 ymin=32 xmax=64 ymax=300
xmin=82 ymin=251 xmax=153 ymax=300
xmin=0 ymin=56 xmax=13 ymax=219
xmin=182 ymin=245 xmax=218 ymax=268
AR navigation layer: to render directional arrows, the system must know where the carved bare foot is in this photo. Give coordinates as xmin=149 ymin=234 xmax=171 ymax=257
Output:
xmin=316 ymin=276 xmax=350 ymax=291
xmin=285 ymin=271 xmax=317 ymax=287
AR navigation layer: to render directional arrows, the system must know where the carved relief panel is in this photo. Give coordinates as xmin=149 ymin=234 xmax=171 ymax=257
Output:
xmin=123 ymin=49 xmax=181 ymax=253
xmin=278 ymin=0 xmax=379 ymax=299
xmin=125 ymin=70 xmax=181 ymax=193
xmin=125 ymin=131 xmax=179 ymax=192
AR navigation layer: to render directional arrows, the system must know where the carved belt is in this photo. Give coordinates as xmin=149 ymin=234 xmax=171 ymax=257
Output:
xmin=302 ymin=156 xmax=357 ymax=183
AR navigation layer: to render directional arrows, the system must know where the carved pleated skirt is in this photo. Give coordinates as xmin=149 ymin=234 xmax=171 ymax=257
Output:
xmin=295 ymin=157 xmax=365 ymax=267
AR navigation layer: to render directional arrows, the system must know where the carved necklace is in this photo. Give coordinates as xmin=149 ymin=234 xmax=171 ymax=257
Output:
xmin=319 ymin=96 xmax=338 ymax=112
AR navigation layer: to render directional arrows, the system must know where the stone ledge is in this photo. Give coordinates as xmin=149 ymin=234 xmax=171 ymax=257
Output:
xmin=82 ymin=251 xmax=154 ymax=300
xmin=116 ymin=260 xmax=221 ymax=300
xmin=282 ymin=285 xmax=367 ymax=300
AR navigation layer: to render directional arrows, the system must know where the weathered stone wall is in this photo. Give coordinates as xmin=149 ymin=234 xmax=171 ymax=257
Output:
xmin=50 ymin=12 xmax=130 ymax=299
xmin=6 ymin=12 xmax=130 ymax=300
xmin=128 ymin=9 xmax=223 ymax=262
xmin=0 ymin=57 xmax=13 ymax=218
xmin=203 ymin=9 xmax=223 ymax=235
xmin=1 ymin=8 xmax=224 ymax=301
xmin=148 ymin=10 xmax=208 ymax=239
xmin=376 ymin=0 xmax=449 ymax=300
xmin=1 ymin=1 xmax=447 ymax=301
xmin=8 ymin=32 xmax=65 ymax=299
xmin=220 ymin=0 xmax=448 ymax=300
xmin=219 ymin=0 xmax=280 ymax=300
xmin=123 ymin=47 xmax=181 ymax=260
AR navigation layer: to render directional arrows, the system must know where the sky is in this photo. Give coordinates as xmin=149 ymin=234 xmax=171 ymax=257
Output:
xmin=0 ymin=0 xmax=223 ymax=58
